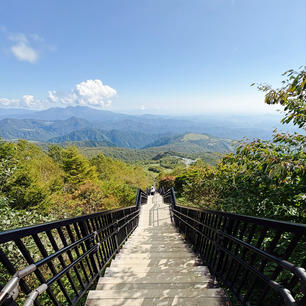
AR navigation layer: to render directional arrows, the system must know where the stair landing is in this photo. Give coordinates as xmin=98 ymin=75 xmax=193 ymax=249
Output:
xmin=86 ymin=194 xmax=227 ymax=306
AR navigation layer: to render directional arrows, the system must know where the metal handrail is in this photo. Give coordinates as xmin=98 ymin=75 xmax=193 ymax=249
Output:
xmin=23 ymin=210 xmax=140 ymax=306
xmin=164 ymin=187 xmax=306 ymax=306
xmin=0 ymin=188 xmax=146 ymax=306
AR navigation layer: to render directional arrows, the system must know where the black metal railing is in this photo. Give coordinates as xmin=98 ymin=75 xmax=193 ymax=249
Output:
xmin=0 ymin=189 xmax=147 ymax=306
xmin=163 ymin=187 xmax=306 ymax=306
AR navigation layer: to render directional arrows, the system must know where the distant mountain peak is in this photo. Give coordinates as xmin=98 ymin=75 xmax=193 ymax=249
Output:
xmin=0 ymin=105 xmax=128 ymax=121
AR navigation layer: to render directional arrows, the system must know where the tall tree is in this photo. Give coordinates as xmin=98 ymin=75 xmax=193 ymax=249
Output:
xmin=61 ymin=146 xmax=97 ymax=187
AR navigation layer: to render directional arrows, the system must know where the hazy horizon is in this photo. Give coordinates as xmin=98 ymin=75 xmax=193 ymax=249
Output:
xmin=0 ymin=103 xmax=284 ymax=117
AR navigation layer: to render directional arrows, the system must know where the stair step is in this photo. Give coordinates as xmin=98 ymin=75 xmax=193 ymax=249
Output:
xmin=131 ymin=232 xmax=178 ymax=235
xmin=134 ymin=227 xmax=177 ymax=231
xmin=135 ymin=227 xmax=176 ymax=230
xmin=129 ymin=236 xmax=180 ymax=240
xmin=103 ymin=271 xmax=212 ymax=281
xmin=127 ymin=233 xmax=183 ymax=238
xmin=88 ymin=288 xmax=225 ymax=299
xmin=86 ymin=297 xmax=227 ymax=306
xmin=120 ymin=246 xmax=190 ymax=253
xmin=98 ymin=273 xmax=210 ymax=284
xmin=133 ymin=227 xmax=176 ymax=230
xmin=115 ymin=252 xmax=195 ymax=259
xmin=105 ymin=265 xmax=209 ymax=275
xmin=127 ymin=239 xmax=185 ymax=243
xmin=125 ymin=241 xmax=185 ymax=246
xmin=110 ymin=258 xmax=200 ymax=267
xmin=129 ymin=235 xmax=183 ymax=239
xmin=134 ymin=232 xmax=179 ymax=235
xmin=96 ymin=282 xmax=212 ymax=290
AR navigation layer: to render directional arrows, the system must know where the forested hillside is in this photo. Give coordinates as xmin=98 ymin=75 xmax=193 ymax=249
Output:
xmin=0 ymin=140 xmax=151 ymax=231
xmin=49 ymin=128 xmax=164 ymax=148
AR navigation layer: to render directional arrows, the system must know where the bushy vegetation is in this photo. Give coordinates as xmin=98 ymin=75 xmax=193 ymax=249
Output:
xmin=159 ymin=68 xmax=306 ymax=223
xmin=0 ymin=141 xmax=151 ymax=229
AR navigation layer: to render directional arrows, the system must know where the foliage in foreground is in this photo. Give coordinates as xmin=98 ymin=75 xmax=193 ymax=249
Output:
xmin=0 ymin=141 xmax=152 ymax=228
xmin=159 ymin=68 xmax=306 ymax=223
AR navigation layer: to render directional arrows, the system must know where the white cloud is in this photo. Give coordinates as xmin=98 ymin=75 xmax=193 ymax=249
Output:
xmin=140 ymin=105 xmax=146 ymax=110
xmin=0 ymin=95 xmax=43 ymax=109
xmin=0 ymin=79 xmax=117 ymax=110
xmin=3 ymin=30 xmax=50 ymax=63
xmin=74 ymin=80 xmax=117 ymax=107
xmin=21 ymin=95 xmax=40 ymax=108
xmin=48 ymin=79 xmax=117 ymax=108
xmin=48 ymin=90 xmax=59 ymax=103
xmin=0 ymin=98 xmax=20 ymax=107
xmin=11 ymin=42 xmax=39 ymax=63
xmin=7 ymin=32 xmax=39 ymax=63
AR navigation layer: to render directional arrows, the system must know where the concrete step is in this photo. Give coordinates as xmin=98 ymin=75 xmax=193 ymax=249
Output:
xmin=136 ymin=225 xmax=175 ymax=228
xmin=110 ymin=258 xmax=200 ymax=267
xmin=120 ymin=245 xmax=190 ymax=252
xmin=119 ymin=248 xmax=191 ymax=254
xmin=132 ymin=230 xmax=177 ymax=234
xmin=129 ymin=234 xmax=180 ymax=239
xmin=129 ymin=233 xmax=182 ymax=238
xmin=115 ymin=252 xmax=195 ymax=259
xmin=113 ymin=258 xmax=200 ymax=266
xmin=131 ymin=228 xmax=178 ymax=232
xmin=103 ymin=271 xmax=212 ymax=281
xmin=128 ymin=237 xmax=182 ymax=241
xmin=126 ymin=234 xmax=181 ymax=239
xmin=131 ymin=229 xmax=178 ymax=233
xmin=98 ymin=273 xmax=210 ymax=284
xmin=86 ymin=297 xmax=226 ymax=306
xmin=127 ymin=238 xmax=185 ymax=243
xmin=134 ymin=226 xmax=176 ymax=231
xmin=96 ymin=282 xmax=212 ymax=290
xmin=104 ymin=265 xmax=210 ymax=275
xmin=88 ymin=288 xmax=225 ymax=299
xmin=125 ymin=240 xmax=185 ymax=245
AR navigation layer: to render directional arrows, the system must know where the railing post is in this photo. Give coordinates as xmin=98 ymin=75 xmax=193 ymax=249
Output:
xmin=110 ymin=212 xmax=119 ymax=252
xmin=169 ymin=187 xmax=178 ymax=226
xmin=170 ymin=187 xmax=176 ymax=208
xmin=79 ymin=220 xmax=98 ymax=275
xmin=135 ymin=189 xmax=141 ymax=209
xmin=213 ymin=216 xmax=234 ymax=279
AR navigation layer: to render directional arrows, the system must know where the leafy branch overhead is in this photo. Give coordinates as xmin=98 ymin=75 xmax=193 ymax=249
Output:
xmin=257 ymin=67 xmax=306 ymax=129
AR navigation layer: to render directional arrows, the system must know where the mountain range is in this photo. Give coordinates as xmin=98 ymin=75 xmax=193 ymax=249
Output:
xmin=0 ymin=105 xmax=298 ymax=154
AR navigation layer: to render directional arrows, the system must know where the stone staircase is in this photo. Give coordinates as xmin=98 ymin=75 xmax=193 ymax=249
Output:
xmin=86 ymin=194 xmax=227 ymax=306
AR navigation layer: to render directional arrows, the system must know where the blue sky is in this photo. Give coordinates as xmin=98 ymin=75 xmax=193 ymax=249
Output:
xmin=0 ymin=0 xmax=305 ymax=114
